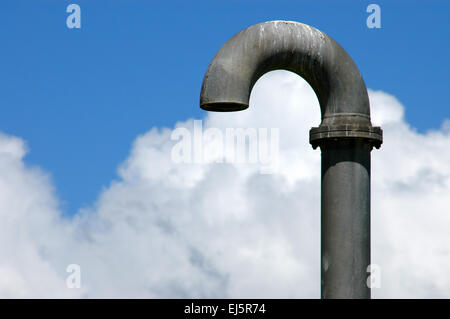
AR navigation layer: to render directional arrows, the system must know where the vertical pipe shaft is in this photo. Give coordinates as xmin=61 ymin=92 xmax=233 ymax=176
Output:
xmin=320 ymin=139 xmax=371 ymax=299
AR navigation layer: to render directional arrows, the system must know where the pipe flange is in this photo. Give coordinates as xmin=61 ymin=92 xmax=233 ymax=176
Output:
xmin=309 ymin=124 xmax=382 ymax=149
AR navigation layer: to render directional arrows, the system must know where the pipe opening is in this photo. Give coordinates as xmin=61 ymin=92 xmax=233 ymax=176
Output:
xmin=200 ymin=102 xmax=248 ymax=112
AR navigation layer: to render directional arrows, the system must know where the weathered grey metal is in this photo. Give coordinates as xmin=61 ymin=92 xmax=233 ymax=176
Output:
xmin=199 ymin=20 xmax=382 ymax=299
xmin=320 ymin=139 xmax=372 ymax=298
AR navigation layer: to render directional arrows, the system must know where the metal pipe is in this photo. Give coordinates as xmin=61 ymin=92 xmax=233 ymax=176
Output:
xmin=199 ymin=20 xmax=382 ymax=299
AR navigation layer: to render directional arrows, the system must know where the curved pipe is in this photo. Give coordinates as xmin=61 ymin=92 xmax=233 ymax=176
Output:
xmin=200 ymin=20 xmax=383 ymax=299
xmin=200 ymin=20 xmax=372 ymax=127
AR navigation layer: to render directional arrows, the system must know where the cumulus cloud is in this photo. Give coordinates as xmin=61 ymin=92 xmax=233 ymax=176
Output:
xmin=0 ymin=71 xmax=448 ymax=298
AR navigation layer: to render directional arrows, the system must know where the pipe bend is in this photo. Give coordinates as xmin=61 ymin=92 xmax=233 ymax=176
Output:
xmin=200 ymin=21 xmax=373 ymax=126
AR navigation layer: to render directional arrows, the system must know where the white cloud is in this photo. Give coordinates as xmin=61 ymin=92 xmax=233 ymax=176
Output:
xmin=0 ymin=71 xmax=448 ymax=298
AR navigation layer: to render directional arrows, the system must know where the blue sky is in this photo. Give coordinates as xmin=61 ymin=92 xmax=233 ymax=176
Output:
xmin=0 ymin=0 xmax=448 ymax=215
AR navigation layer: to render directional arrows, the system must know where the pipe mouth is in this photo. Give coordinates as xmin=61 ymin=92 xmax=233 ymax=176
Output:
xmin=200 ymin=102 xmax=249 ymax=112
